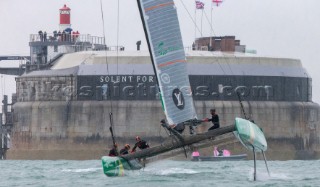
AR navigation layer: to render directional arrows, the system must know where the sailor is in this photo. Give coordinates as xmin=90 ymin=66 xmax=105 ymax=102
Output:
xmin=191 ymin=147 xmax=200 ymax=159
xmin=202 ymin=109 xmax=220 ymax=131
xmin=57 ymin=31 xmax=61 ymax=41
xmin=38 ymin=30 xmax=43 ymax=41
xmin=53 ymin=30 xmax=58 ymax=40
xmin=62 ymin=31 xmax=66 ymax=41
xmin=119 ymin=144 xmax=130 ymax=155
xmin=75 ymin=31 xmax=80 ymax=41
xmin=108 ymin=143 xmax=119 ymax=157
xmin=131 ymin=136 xmax=149 ymax=152
xmin=43 ymin=31 xmax=47 ymax=41
xmin=71 ymin=31 xmax=76 ymax=42
xmin=213 ymin=146 xmax=219 ymax=156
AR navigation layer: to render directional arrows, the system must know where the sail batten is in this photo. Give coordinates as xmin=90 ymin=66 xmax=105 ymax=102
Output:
xmin=144 ymin=2 xmax=174 ymax=12
xmin=138 ymin=0 xmax=197 ymax=124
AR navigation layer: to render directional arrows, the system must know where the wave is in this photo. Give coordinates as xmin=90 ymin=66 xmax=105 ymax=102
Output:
xmin=61 ymin=167 xmax=101 ymax=173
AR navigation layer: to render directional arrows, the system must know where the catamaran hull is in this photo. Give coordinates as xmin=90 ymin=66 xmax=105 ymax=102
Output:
xmin=101 ymin=156 xmax=128 ymax=177
xmin=101 ymin=119 xmax=269 ymax=177
xmin=101 ymin=156 xmax=143 ymax=177
xmin=102 ymin=125 xmax=236 ymax=177
xmin=234 ymin=118 xmax=268 ymax=152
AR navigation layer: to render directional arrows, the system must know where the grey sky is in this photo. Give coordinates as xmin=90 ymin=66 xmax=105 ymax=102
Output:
xmin=0 ymin=0 xmax=320 ymax=104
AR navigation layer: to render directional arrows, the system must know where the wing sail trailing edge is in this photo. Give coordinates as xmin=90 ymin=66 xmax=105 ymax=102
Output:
xmin=137 ymin=0 xmax=197 ymax=125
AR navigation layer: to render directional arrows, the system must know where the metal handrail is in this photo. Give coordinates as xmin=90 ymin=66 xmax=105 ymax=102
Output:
xmin=30 ymin=33 xmax=105 ymax=45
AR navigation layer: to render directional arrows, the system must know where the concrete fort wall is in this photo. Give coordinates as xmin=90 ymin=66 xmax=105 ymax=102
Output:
xmin=8 ymin=100 xmax=320 ymax=160
xmin=16 ymin=74 xmax=311 ymax=102
xmin=16 ymin=76 xmax=77 ymax=102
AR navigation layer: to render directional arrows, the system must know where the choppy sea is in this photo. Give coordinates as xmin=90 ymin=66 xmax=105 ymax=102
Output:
xmin=0 ymin=159 xmax=319 ymax=187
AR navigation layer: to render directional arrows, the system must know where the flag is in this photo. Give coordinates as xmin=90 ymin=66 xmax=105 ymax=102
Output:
xmin=195 ymin=1 xmax=204 ymax=9
xmin=212 ymin=0 xmax=223 ymax=7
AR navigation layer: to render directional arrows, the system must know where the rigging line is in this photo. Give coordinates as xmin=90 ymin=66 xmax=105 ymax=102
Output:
xmin=100 ymin=0 xmax=109 ymax=75
xmin=1 ymin=75 xmax=3 ymax=97
xmin=2 ymin=76 xmax=5 ymax=96
xmin=178 ymin=0 xmax=203 ymax=37
xmin=116 ymin=0 xmax=120 ymax=75
xmin=203 ymin=10 xmax=234 ymax=75
xmin=100 ymin=0 xmax=115 ymax=133
xmin=201 ymin=9 xmax=204 ymax=36
xmin=237 ymin=91 xmax=248 ymax=120
xmin=210 ymin=2 xmax=213 ymax=48
xmin=178 ymin=0 xmax=227 ymax=75
xmin=202 ymin=7 xmax=253 ymax=117
xmin=202 ymin=8 xmax=217 ymax=37
xmin=216 ymin=57 xmax=227 ymax=75
xmin=194 ymin=1 xmax=196 ymax=42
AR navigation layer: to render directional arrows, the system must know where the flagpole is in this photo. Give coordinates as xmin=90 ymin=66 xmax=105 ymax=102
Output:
xmin=210 ymin=1 xmax=213 ymax=51
xmin=194 ymin=1 xmax=197 ymax=50
xmin=195 ymin=4 xmax=197 ymax=40
xmin=201 ymin=9 xmax=203 ymax=37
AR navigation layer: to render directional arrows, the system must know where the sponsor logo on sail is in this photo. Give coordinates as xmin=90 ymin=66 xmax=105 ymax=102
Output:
xmin=161 ymin=73 xmax=171 ymax=84
xmin=172 ymin=88 xmax=185 ymax=110
xmin=157 ymin=41 xmax=182 ymax=56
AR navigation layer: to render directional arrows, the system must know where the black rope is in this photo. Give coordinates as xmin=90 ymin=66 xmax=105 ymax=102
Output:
xmin=236 ymin=91 xmax=248 ymax=120
xmin=116 ymin=0 xmax=120 ymax=75
xmin=178 ymin=0 xmax=202 ymax=36
xmin=109 ymin=113 xmax=118 ymax=154
xmin=100 ymin=0 xmax=116 ymax=148
xmin=160 ymin=121 xmax=188 ymax=158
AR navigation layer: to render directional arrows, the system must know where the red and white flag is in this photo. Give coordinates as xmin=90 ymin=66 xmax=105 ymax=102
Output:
xmin=195 ymin=1 xmax=205 ymax=9
xmin=212 ymin=0 xmax=223 ymax=7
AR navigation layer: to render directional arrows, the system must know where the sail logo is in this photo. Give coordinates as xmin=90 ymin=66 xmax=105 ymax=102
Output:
xmin=172 ymin=88 xmax=185 ymax=110
xmin=157 ymin=41 xmax=182 ymax=56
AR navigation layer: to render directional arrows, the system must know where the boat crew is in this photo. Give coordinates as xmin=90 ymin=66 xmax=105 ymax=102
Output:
xmin=131 ymin=136 xmax=149 ymax=152
xmin=202 ymin=109 xmax=220 ymax=131
xmin=192 ymin=147 xmax=200 ymax=159
xmin=119 ymin=144 xmax=130 ymax=155
xmin=108 ymin=143 xmax=119 ymax=157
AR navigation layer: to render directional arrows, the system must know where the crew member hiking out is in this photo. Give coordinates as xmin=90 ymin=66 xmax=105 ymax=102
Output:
xmin=131 ymin=136 xmax=149 ymax=153
xmin=202 ymin=109 xmax=220 ymax=131
xmin=120 ymin=144 xmax=130 ymax=155
xmin=108 ymin=143 xmax=119 ymax=157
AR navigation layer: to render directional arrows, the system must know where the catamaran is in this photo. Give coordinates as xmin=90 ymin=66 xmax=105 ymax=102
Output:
xmin=102 ymin=0 xmax=268 ymax=179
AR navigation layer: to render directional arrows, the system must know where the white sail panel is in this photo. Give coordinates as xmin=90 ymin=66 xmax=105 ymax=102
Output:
xmin=138 ymin=0 xmax=197 ymax=124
